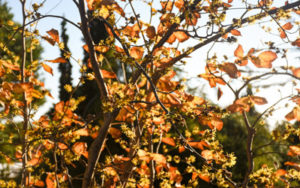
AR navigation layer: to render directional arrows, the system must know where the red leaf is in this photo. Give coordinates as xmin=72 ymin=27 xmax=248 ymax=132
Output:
xmin=41 ymin=63 xmax=53 ymax=76
xmin=162 ymin=137 xmax=176 ymax=146
xmin=230 ymin=29 xmax=241 ymax=36
xmin=46 ymin=57 xmax=67 ymax=63
xmin=46 ymin=29 xmax=59 ymax=44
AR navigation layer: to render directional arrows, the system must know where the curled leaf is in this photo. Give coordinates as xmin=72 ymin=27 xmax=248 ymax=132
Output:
xmin=46 ymin=57 xmax=67 ymax=63
xmin=46 ymin=29 xmax=59 ymax=44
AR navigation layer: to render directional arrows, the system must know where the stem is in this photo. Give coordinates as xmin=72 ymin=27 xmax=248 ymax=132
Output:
xmin=20 ymin=0 xmax=29 ymax=186
xmin=242 ymin=111 xmax=255 ymax=188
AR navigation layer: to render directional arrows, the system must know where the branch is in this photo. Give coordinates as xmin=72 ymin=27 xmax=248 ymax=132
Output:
xmin=151 ymin=1 xmax=300 ymax=83
xmin=242 ymin=111 xmax=255 ymax=188
xmin=20 ymin=0 xmax=29 ymax=186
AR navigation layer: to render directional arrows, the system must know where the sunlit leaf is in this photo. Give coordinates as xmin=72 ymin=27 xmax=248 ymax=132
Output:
xmin=287 ymin=145 xmax=300 ymax=156
xmin=162 ymin=137 xmax=176 ymax=146
xmin=41 ymin=63 xmax=53 ymax=76
xmin=251 ymin=51 xmax=277 ymax=68
xmin=230 ymin=29 xmax=241 ymax=36
xmin=129 ymin=46 xmax=144 ymax=59
xmin=46 ymin=57 xmax=67 ymax=63
xmin=282 ymin=22 xmax=293 ymax=30
xmin=234 ymin=44 xmax=244 ymax=58
xmin=101 ymin=69 xmax=117 ymax=79
xmin=46 ymin=29 xmax=59 ymax=44
xmin=275 ymin=169 xmax=287 ymax=177
xmin=72 ymin=142 xmax=88 ymax=158
xmin=174 ymin=31 xmax=189 ymax=42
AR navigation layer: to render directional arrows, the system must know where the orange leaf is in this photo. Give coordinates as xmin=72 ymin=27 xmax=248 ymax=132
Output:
xmin=161 ymin=1 xmax=173 ymax=11
xmin=279 ymin=29 xmax=286 ymax=39
xmin=178 ymin=146 xmax=185 ymax=153
xmin=251 ymin=51 xmax=277 ymax=68
xmin=285 ymin=110 xmax=295 ymax=121
xmin=210 ymin=117 xmax=223 ymax=131
xmin=130 ymin=46 xmax=144 ymax=59
xmin=284 ymin=161 xmax=300 ymax=170
xmin=73 ymin=128 xmax=89 ymax=137
xmin=161 ymin=137 xmax=176 ymax=146
xmin=230 ymin=29 xmax=241 ymax=36
xmin=174 ymin=31 xmax=189 ymax=42
xmin=46 ymin=173 xmax=56 ymax=188
xmin=151 ymin=153 xmax=167 ymax=165
xmin=58 ymin=143 xmax=68 ymax=150
xmin=46 ymin=29 xmax=59 ymax=44
xmin=101 ymin=69 xmax=117 ymax=79
xmin=282 ymin=22 xmax=293 ymax=30
xmin=46 ymin=57 xmax=67 ymax=63
xmin=201 ymin=150 xmax=214 ymax=160
xmin=108 ymin=127 xmax=122 ymax=139
xmin=292 ymin=68 xmax=300 ymax=78
xmin=250 ymin=96 xmax=267 ymax=105
xmin=42 ymin=36 xmax=56 ymax=46
xmin=72 ymin=142 xmax=88 ymax=156
xmin=292 ymin=39 xmax=300 ymax=47
xmin=146 ymin=26 xmax=156 ymax=39
xmin=189 ymin=141 xmax=209 ymax=150
xmin=199 ymin=174 xmax=210 ymax=182
xmin=234 ymin=44 xmax=244 ymax=58
xmin=41 ymin=63 xmax=53 ymax=76
xmin=167 ymin=33 xmax=176 ymax=44
xmin=54 ymin=101 xmax=64 ymax=114
xmin=287 ymin=145 xmax=300 ymax=156
xmin=113 ymin=3 xmax=125 ymax=17
xmin=175 ymin=0 xmax=184 ymax=10
xmin=1 ymin=60 xmax=20 ymax=71
xmin=275 ymin=169 xmax=287 ymax=177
